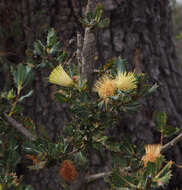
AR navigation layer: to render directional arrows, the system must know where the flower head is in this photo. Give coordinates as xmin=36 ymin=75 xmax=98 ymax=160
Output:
xmin=142 ymin=144 xmax=161 ymax=167
xmin=49 ymin=65 xmax=73 ymax=87
xmin=114 ymin=72 xmax=137 ymax=91
xmin=93 ymin=75 xmax=116 ymax=104
xmin=59 ymin=160 xmax=77 ymax=182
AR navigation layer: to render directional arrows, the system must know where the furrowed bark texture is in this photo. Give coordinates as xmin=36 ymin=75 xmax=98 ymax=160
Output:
xmin=1 ymin=0 xmax=182 ymax=189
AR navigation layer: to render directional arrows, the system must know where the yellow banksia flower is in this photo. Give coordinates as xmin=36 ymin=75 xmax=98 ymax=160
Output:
xmin=59 ymin=160 xmax=77 ymax=182
xmin=49 ymin=65 xmax=73 ymax=87
xmin=142 ymin=144 xmax=161 ymax=167
xmin=93 ymin=75 xmax=116 ymax=104
xmin=114 ymin=72 xmax=137 ymax=91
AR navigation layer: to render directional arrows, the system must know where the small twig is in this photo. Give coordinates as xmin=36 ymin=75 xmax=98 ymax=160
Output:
xmin=67 ymin=148 xmax=80 ymax=156
xmin=85 ymin=171 xmax=112 ymax=182
xmin=76 ymin=32 xmax=83 ymax=75
xmin=66 ymin=51 xmax=76 ymax=65
xmin=86 ymin=166 xmax=131 ymax=183
xmin=4 ymin=113 xmax=36 ymax=141
xmin=145 ymin=176 xmax=152 ymax=189
xmin=161 ymin=132 xmax=182 ymax=153
xmin=76 ymin=31 xmax=83 ymax=64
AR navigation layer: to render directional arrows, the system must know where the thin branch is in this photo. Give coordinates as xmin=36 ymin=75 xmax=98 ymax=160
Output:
xmin=86 ymin=166 xmax=131 ymax=183
xmin=161 ymin=132 xmax=182 ymax=153
xmin=85 ymin=171 xmax=112 ymax=183
xmin=76 ymin=31 xmax=83 ymax=74
xmin=4 ymin=113 xmax=36 ymax=141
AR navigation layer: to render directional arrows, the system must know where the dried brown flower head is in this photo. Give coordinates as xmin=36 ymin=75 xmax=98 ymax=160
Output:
xmin=59 ymin=160 xmax=77 ymax=182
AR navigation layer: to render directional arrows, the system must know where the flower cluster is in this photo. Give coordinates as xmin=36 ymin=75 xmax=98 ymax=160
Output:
xmin=59 ymin=160 xmax=77 ymax=182
xmin=94 ymin=72 xmax=137 ymax=104
xmin=49 ymin=64 xmax=137 ymax=105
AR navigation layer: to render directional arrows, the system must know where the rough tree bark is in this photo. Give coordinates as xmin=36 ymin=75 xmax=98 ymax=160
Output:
xmin=1 ymin=0 xmax=182 ymax=189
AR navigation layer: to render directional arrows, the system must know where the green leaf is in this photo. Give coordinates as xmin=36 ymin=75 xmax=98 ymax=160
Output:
xmin=153 ymin=161 xmax=173 ymax=187
xmin=34 ymin=40 xmax=44 ymax=55
xmin=111 ymin=168 xmax=126 ymax=187
xmin=163 ymin=125 xmax=180 ymax=138
xmin=11 ymin=64 xmax=33 ymax=90
xmin=112 ymin=154 xmax=127 ymax=168
xmin=74 ymin=152 xmax=88 ymax=169
xmin=153 ymin=111 xmax=167 ymax=132
xmin=7 ymin=89 xmax=16 ymax=100
xmin=105 ymin=141 xmax=121 ymax=152
xmin=86 ymin=12 xmax=94 ymax=23
xmin=50 ymin=41 xmax=60 ymax=54
xmin=79 ymin=17 xmax=89 ymax=27
xmin=121 ymin=137 xmax=135 ymax=156
xmin=97 ymin=18 xmax=110 ymax=28
xmin=47 ymin=28 xmax=57 ymax=47
xmin=25 ymin=185 xmax=35 ymax=190
xmin=94 ymin=4 xmax=103 ymax=22
xmin=98 ymin=100 xmax=105 ymax=108
xmin=54 ymin=92 xmax=67 ymax=103
xmin=115 ymin=57 xmax=125 ymax=74
xmin=143 ymin=83 xmax=158 ymax=97
xmin=93 ymin=134 xmax=108 ymax=144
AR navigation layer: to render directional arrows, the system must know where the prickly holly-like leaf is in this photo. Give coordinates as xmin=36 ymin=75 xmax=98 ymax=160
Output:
xmin=86 ymin=12 xmax=94 ymax=23
xmin=54 ymin=92 xmax=67 ymax=103
xmin=50 ymin=41 xmax=60 ymax=54
xmin=163 ymin=125 xmax=180 ymax=138
xmin=153 ymin=161 xmax=173 ymax=187
xmin=79 ymin=17 xmax=89 ymax=27
xmin=34 ymin=40 xmax=44 ymax=55
xmin=11 ymin=64 xmax=33 ymax=91
xmin=98 ymin=100 xmax=105 ymax=108
xmin=47 ymin=28 xmax=57 ymax=47
xmin=120 ymin=137 xmax=135 ymax=156
xmin=94 ymin=4 xmax=104 ymax=22
xmin=97 ymin=18 xmax=110 ymax=28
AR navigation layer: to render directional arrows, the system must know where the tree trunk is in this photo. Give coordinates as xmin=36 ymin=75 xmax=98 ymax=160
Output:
xmin=1 ymin=0 xmax=182 ymax=189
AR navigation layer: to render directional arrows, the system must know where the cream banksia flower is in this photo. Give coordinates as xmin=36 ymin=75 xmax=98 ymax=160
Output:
xmin=142 ymin=144 xmax=161 ymax=167
xmin=114 ymin=72 xmax=137 ymax=91
xmin=49 ymin=65 xmax=73 ymax=87
xmin=93 ymin=75 xmax=116 ymax=104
